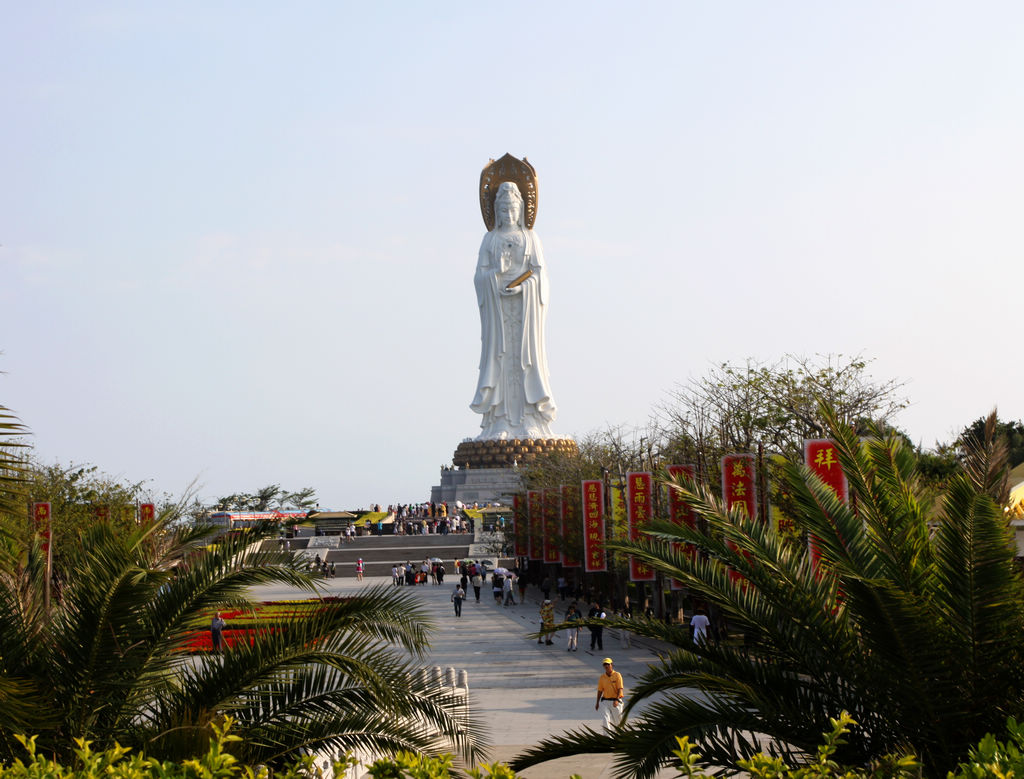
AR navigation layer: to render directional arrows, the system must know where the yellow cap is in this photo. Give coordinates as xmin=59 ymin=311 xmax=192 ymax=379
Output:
xmin=602 ymin=657 xmax=613 ymax=664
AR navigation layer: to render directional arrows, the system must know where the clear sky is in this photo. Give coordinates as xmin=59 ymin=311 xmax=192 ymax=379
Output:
xmin=2 ymin=2 xmax=1022 ymax=509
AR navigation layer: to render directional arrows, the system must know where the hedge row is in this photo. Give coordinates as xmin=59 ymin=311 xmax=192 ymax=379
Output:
xmin=3 ymin=714 xmax=1023 ymax=779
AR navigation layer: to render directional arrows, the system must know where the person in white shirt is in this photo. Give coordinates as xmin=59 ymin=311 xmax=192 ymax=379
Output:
xmin=451 ymin=584 xmax=466 ymax=618
xmin=502 ymin=575 xmax=516 ymax=606
xmin=690 ymin=607 xmax=710 ymax=644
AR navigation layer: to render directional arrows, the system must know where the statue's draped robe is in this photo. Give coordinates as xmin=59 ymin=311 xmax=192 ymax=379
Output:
xmin=471 ymin=226 xmax=556 ymax=440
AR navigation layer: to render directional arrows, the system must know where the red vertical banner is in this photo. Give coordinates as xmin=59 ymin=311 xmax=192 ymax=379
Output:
xmin=627 ymin=471 xmax=656 ymax=582
xmin=667 ymin=464 xmax=697 ymax=526
xmin=528 ymin=490 xmax=543 ymax=561
xmin=139 ymin=503 xmax=156 ymax=523
xmin=722 ymin=454 xmax=757 ymax=520
xmin=33 ymin=502 xmax=51 ymax=553
xmin=804 ymin=440 xmax=848 ymax=502
xmin=513 ymin=494 xmax=529 ymax=558
xmin=666 ymin=464 xmax=697 ymax=590
xmin=582 ymin=480 xmax=607 ymax=572
xmin=543 ymin=489 xmax=562 ymax=564
xmin=804 ymin=439 xmax=848 ymax=572
xmin=722 ymin=454 xmax=757 ymax=585
xmin=561 ymin=484 xmax=581 ymax=568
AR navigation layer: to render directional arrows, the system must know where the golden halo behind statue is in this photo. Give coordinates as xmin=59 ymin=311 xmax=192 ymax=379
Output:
xmin=479 ymin=153 xmax=538 ymax=231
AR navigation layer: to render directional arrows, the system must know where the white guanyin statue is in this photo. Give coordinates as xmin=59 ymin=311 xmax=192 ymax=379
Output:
xmin=470 ymin=155 xmax=558 ymax=441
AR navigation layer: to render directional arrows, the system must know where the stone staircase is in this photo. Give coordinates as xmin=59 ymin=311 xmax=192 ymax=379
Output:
xmin=274 ymin=533 xmax=477 ymax=578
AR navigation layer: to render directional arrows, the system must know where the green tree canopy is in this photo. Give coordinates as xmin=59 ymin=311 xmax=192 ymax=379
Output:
xmin=212 ymin=485 xmax=319 ymax=512
xmin=657 ymin=354 xmax=906 ymax=481
xmin=960 ymin=415 xmax=1024 ymax=470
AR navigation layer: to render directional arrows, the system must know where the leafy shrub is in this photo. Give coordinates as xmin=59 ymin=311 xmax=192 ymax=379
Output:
xmin=948 ymin=716 xmax=1024 ymax=779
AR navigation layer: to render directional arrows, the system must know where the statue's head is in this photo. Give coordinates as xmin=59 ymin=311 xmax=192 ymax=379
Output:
xmin=494 ymin=181 xmax=524 ymax=228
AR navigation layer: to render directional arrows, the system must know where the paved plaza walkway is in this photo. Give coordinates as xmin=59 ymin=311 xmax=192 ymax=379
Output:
xmin=249 ymin=575 xmax=682 ymax=778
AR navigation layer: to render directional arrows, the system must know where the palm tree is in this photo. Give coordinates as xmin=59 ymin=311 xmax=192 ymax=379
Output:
xmin=511 ymin=407 xmax=1024 ymax=778
xmin=0 ymin=517 xmax=487 ymax=766
xmin=0 ymin=403 xmax=48 ymax=754
xmin=0 ymin=403 xmax=28 ymax=523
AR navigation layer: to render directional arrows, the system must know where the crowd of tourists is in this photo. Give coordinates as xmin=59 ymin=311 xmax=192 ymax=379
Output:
xmin=388 ymin=501 xmax=453 ymax=520
xmin=392 ymin=515 xmax=469 ymax=536
xmin=391 ymin=558 xmax=448 ymax=586
xmin=443 ymin=565 xmax=712 ymax=652
xmin=442 ymin=562 xmax=622 ymax=650
xmin=308 ymin=554 xmax=336 ymax=578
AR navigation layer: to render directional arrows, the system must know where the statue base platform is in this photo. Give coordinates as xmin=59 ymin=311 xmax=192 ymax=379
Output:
xmin=430 ymin=437 xmax=578 ymax=507
xmin=430 ymin=466 xmax=523 ymax=507
xmin=452 ymin=437 xmax=578 ymax=469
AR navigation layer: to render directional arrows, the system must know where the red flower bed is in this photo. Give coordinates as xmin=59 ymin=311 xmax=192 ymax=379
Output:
xmin=181 ymin=627 xmax=281 ymax=651
xmin=179 ymin=598 xmax=347 ymax=653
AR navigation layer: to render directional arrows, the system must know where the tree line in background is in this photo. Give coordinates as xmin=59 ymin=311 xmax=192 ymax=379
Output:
xmin=0 ymin=447 xmax=321 ymax=560
xmin=208 ymin=484 xmax=318 ymax=512
xmin=519 ymin=353 xmax=1023 ymax=502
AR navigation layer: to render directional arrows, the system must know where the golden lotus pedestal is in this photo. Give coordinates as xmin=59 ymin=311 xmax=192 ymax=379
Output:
xmin=452 ymin=437 xmax=578 ymax=469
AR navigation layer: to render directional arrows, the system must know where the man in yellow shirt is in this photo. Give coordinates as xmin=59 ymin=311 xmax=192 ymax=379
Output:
xmin=595 ymin=657 xmax=624 ymax=732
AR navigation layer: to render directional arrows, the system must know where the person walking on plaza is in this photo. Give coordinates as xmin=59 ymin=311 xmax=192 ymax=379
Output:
xmin=471 ymin=572 xmax=483 ymax=602
xmin=595 ymin=657 xmax=625 ymax=732
xmin=588 ymin=601 xmax=605 ymax=651
xmin=538 ymin=599 xmax=555 ymax=645
xmin=565 ymin=603 xmax=581 ymax=651
xmin=502 ymin=574 xmax=516 ymax=606
xmin=210 ymin=612 xmax=226 ymax=652
xmin=451 ymin=584 xmax=466 ymax=618
xmin=355 ymin=558 xmax=364 ymax=582
xmin=691 ymin=606 xmax=710 ymax=644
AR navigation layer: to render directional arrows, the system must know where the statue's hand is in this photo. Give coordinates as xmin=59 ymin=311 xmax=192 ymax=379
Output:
xmin=501 ymin=283 xmax=523 ymax=296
